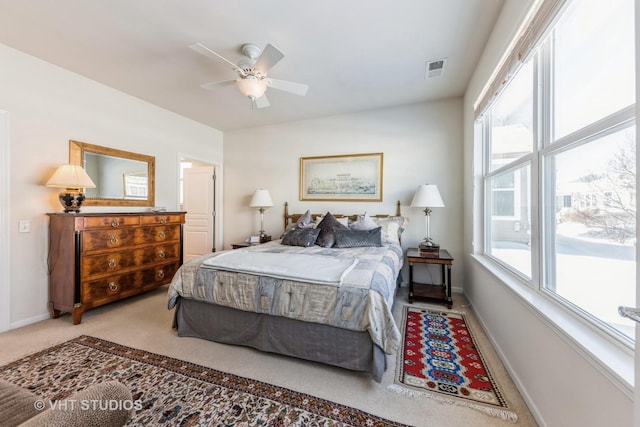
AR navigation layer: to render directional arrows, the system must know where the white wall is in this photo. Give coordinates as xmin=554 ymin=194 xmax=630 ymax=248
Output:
xmin=0 ymin=43 xmax=223 ymax=329
xmin=462 ymin=1 xmax=633 ymax=426
xmin=224 ymin=99 xmax=464 ymax=285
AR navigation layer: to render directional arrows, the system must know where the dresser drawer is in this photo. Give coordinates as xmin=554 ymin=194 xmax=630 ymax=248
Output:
xmin=141 ymin=262 xmax=179 ymax=286
xmin=82 ymin=271 xmax=139 ymax=302
xmin=141 ymin=214 xmax=184 ymax=225
xmin=81 ymin=243 xmax=180 ymax=278
xmin=82 ymin=262 xmax=178 ymax=303
xmin=82 ymin=228 xmax=138 ymax=252
xmin=138 ymin=224 xmax=181 ymax=243
xmin=83 ymin=215 xmax=141 ymax=229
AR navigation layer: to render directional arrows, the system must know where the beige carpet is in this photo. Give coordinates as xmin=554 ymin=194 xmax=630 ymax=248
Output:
xmin=0 ymin=286 xmax=538 ymax=427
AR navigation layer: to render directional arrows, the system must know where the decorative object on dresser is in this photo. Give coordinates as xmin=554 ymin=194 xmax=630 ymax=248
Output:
xmin=249 ymin=188 xmax=273 ymax=243
xmin=410 ymin=183 xmax=445 ymax=255
xmin=45 ymin=164 xmax=96 ymax=213
xmin=47 ymin=212 xmax=185 ymax=324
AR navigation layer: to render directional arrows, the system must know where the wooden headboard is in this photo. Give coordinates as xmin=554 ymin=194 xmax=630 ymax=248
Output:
xmin=283 ymin=200 xmax=401 ymax=229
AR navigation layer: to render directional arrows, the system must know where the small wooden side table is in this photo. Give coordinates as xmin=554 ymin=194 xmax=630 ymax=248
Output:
xmin=231 ymin=242 xmax=262 ymax=249
xmin=407 ymin=248 xmax=454 ymax=309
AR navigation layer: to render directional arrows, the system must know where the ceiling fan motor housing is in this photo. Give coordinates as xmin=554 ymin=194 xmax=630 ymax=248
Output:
xmin=241 ymin=43 xmax=262 ymax=60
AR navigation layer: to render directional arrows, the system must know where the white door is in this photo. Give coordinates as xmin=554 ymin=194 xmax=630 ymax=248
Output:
xmin=183 ymin=166 xmax=215 ymax=262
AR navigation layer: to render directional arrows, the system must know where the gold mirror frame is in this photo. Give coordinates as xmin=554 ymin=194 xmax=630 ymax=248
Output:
xmin=69 ymin=140 xmax=155 ymax=207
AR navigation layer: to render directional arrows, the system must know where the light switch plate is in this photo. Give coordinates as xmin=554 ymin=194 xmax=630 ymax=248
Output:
xmin=19 ymin=220 xmax=30 ymax=233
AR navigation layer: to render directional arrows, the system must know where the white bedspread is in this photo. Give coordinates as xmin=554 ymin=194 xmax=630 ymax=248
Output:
xmin=202 ymin=249 xmax=359 ymax=286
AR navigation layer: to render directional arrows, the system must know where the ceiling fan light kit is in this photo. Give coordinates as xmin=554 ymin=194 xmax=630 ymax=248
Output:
xmin=190 ymin=41 xmax=308 ymax=109
xmin=236 ymin=77 xmax=267 ymax=100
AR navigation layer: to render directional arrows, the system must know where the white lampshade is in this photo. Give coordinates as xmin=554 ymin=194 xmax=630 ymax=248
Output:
xmin=249 ymin=189 xmax=273 ymax=208
xmin=236 ymin=77 xmax=267 ymax=99
xmin=46 ymin=165 xmax=96 ymax=189
xmin=410 ymin=184 xmax=445 ymax=208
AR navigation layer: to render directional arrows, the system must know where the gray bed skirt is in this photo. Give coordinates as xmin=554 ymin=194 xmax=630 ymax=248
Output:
xmin=173 ymin=297 xmax=387 ymax=382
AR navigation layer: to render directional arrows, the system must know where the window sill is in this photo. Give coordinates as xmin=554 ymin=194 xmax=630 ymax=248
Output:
xmin=471 ymin=253 xmax=634 ymax=397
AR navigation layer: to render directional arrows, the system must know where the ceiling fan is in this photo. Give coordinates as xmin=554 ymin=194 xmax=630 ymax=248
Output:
xmin=190 ymin=42 xmax=308 ymax=108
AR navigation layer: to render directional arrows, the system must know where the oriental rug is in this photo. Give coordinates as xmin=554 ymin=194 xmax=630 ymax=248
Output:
xmin=391 ymin=306 xmax=518 ymax=423
xmin=0 ymin=335 xmax=408 ymax=427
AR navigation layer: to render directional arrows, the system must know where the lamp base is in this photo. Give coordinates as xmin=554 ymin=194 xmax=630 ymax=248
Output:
xmin=58 ymin=191 xmax=85 ymax=213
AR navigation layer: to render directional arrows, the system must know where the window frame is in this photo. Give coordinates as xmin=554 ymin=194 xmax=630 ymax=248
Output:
xmin=477 ymin=0 xmax=636 ymax=347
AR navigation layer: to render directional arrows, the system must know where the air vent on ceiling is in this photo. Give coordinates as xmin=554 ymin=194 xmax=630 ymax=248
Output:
xmin=425 ymin=58 xmax=447 ymax=79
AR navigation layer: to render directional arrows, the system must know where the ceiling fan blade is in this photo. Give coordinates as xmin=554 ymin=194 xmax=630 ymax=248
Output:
xmin=189 ymin=43 xmax=246 ymax=76
xmin=254 ymin=43 xmax=285 ymax=74
xmin=200 ymin=80 xmax=237 ymax=90
xmin=254 ymin=94 xmax=270 ymax=109
xmin=267 ymin=78 xmax=309 ymax=96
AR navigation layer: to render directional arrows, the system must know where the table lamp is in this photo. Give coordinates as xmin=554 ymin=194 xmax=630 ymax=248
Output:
xmin=249 ymin=188 xmax=273 ymax=242
xmin=46 ymin=164 xmax=96 ymax=213
xmin=410 ymin=184 xmax=445 ymax=250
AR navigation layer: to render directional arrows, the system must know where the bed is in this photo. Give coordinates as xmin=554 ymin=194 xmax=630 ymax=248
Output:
xmin=168 ymin=202 xmax=406 ymax=382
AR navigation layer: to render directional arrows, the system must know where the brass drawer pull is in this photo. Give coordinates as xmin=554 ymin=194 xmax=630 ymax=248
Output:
xmin=158 ymin=270 xmax=165 ymax=279
xmin=109 ymin=235 xmax=118 ymax=244
xmin=160 ymin=216 xmax=167 ymax=224
xmin=158 ymin=250 xmax=165 ymax=258
xmin=108 ymin=282 xmax=118 ymax=292
xmin=158 ymin=231 xmax=166 ymax=239
xmin=108 ymin=258 xmax=117 ymax=268
xmin=111 ymin=218 xmax=120 ymax=227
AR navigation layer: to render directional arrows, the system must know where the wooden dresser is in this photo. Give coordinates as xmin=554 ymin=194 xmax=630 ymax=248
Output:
xmin=47 ymin=212 xmax=186 ymax=324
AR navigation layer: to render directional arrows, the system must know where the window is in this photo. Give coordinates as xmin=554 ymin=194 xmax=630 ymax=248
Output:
xmin=552 ymin=0 xmax=635 ymax=140
xmin=477 ymin=0 xmax=636 ymax=341
xmin=483 ymin=58 xmax=534 ymax=280
xmin=488 ymin=165 xmax=532 ymax=278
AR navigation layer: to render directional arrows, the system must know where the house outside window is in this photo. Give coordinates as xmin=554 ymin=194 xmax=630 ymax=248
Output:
xmin=476 ymin=0 xmax=636 ymax=341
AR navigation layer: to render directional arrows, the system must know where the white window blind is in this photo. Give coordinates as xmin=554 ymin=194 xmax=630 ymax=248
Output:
xmin=474 ymin=0 xmax=569 ymax=119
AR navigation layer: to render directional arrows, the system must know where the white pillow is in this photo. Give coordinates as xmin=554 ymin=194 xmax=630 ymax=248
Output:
xmin=350 ymin=212 xmax=378 ymax=231
xmin=372 ymin=216 xmax=408 ymax=245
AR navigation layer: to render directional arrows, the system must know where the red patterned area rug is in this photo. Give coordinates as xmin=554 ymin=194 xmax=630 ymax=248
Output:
xmin=390 ymin=306 xmax=518 ymax=422
xmin=0 ymin=335 xmax=409 ymax=426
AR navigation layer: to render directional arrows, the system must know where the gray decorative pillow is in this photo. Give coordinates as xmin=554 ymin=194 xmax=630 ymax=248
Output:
xmin=334 ymin=227 xmax=382 ymax=248
xmin=282 ymin=227 xmax=321 ymax=247
xmin=350 ymin=212 xmax=378 ymax=231
xmin=296 ymin=209 xmax=315 ymax=229
xmin=315 ymin=212 xmax=347 ymax=248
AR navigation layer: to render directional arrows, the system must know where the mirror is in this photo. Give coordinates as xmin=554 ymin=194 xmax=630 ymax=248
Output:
xmin=69 ymin=140 xmax=155 ymax=207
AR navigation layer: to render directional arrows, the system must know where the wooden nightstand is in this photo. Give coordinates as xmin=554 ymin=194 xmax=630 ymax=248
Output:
xmin=407 ymin=248 xmax=453 ymax=309
xmin=231 ymin=242 xmax=261 ymax=249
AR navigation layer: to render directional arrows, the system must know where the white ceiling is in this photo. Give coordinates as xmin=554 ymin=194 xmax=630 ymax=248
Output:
xmin=0 ymin=0 xmax=504 ymax=131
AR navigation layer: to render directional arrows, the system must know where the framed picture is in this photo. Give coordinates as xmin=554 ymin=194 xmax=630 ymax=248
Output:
xmin=300 ymin=153 xmax=383 ymax=201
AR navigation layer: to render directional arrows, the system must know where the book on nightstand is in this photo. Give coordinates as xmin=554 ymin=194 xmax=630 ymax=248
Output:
xmin=419 ymin=242 xmax=440 ymax=257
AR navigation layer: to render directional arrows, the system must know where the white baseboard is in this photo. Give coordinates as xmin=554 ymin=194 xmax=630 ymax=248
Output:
xmin=11 ymin=313 xmax=50 ymax=330
xmin=463 ymin=290 xmax=547 ymax=427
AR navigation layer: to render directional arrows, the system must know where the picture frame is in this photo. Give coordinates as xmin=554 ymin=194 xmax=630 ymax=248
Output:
xmin=300 ymin=153 xmax=383 ymax=201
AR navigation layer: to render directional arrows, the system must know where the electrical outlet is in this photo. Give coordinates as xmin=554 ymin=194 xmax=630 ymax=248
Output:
xmin=19 ymin=220 xmax=30 ymax=233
